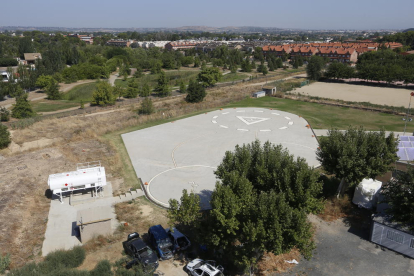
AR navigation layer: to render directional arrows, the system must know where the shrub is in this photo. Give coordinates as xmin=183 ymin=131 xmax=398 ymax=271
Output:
xmin=11 ymin=94 xmax=35 ymax=119
xmin=91 ymin=81 xmax=115 ymax=106
xmin=44 ymin=246 xmax=85 ymax=269
xmin=0 ymin=57 xmax=18 ymax=67
xmin=138 ymin=97 xmax=154 ymax=115
xmin=0 ymin=253 xmax=10 ymax=274
xmin=90 ymin=260 xmax=112 ymax=276
xmin=0 ymin=106 xmax=10 ymax=121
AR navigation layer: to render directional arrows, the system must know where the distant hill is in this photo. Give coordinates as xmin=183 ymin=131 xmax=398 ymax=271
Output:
xmin=403 ymin=28 xmax=414 ymax=32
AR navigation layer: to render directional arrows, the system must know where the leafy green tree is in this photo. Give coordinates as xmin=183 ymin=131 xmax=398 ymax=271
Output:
xmin=306 ymin=55 xmax=326 ymax=80
xmin=194 ymin=57 xmax=201 ymax=68
xmin=317 ymin=127 xmax=398 ymax=197
xmin=0 ymin=124 xmax=11 ymax=149
xmin=179 ymin=81 xmax=186 ymax=93
xmin=150 ymin=60 xmax=162 ymax=74
xmin=382 ymin=168 xmax=414 ymax=229
xmin=138 ymin=97 xmax=154 ymax=114
xmin=197 ymin=67 xmax=222 ymax=87
xmin=261 ymin=64 xmax=268 ymax=75
xmin=80 ymin=100 xmax=85 ymax=109
xmin=133 ymin=67 xmax=143 ymax=78
xmin=192 ymin=140 xmax=322 ymax=271
xmin=11 ymin=94 xmax=35 ymax=119
xmin=168 ymin=189 xmax=201 ymax=227
xmin=0 ymin=106 xmax=10 ymax=122
xmin=91 ymin=81 xmax=115 ymax=106
xmin=124 ymin=79 xmax=138 ymax=98
xmin=114 ymin=83 xmax=126 ymax=100
xmin=185 ymin=79 xmax=206 ymax=103
xmin=140 ymin=83 xmax=151 ymax=97
xmin=45 ymin=79 xmax=62 ymax=100
xmin=155 ymin=71 xmax=170 ymax=97
xmin=276 ymin=58 xmax=283 ymax=68
xmin=35 ymin=75 xmax=54 ymax=89
xmin=251 ymin=59 xmax=256 ymax=69
xmin=268 ymin=60 xmax=275 ymax=71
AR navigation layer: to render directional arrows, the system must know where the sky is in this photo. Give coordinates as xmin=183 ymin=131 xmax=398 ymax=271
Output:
xmin=0 ymin=0 xmax=412 ymax=30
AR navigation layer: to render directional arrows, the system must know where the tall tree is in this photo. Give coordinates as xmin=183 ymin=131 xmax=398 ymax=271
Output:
xmin=155 ymin=71 xmax=170 ymax=97
xmin=196 ymin=67 xmax=222 ymax=87
xmin=45 ymin=79 xmax=61 ymax=100
xmin=381 ymin=168 xmax=414 ymax=229
xmin=168 ymin=189 xmax=201 ymax=227
xmin=306 ymin=55 xmax=326 ymax=80
xmin=185 ymin=79 xmax=206 ymax=103
xmin=317 ymin=127 xmax=398 ymax=197
xmin=11 ymin=94 xmax=35 ymax=119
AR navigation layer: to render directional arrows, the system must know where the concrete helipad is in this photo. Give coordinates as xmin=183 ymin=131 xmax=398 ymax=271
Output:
xmin=122 ymin=108 xmax=320 ymax=209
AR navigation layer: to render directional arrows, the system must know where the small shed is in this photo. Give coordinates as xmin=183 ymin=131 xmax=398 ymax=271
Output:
xmin=76 ymin=206 xmax=112 ymax=243
xmin=371 ymin=214 xmax=414 ymax=258
xmin=253 ymin=91 xmax=266 ymax=98
xmin=262 ymin=86 xmax=277 ymax=96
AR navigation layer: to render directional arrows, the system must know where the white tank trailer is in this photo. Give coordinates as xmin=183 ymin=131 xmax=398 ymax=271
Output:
xmin=48 ymin=162 xmax=106 ymax=203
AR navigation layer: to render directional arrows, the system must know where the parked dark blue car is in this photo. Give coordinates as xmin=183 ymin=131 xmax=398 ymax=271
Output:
xmin=148 ymin=225 xmax=174 ymax=260
xmin=166 ymin=227 xmax=191 ymax=251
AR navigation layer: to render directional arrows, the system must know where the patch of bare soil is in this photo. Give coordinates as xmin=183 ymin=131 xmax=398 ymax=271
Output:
xmin=0 ymin=139 xmax=121 ymax=268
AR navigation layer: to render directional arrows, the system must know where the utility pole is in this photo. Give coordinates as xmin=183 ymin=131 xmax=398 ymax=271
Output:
xmin=403 ymin=92 xmax=414 ymax=136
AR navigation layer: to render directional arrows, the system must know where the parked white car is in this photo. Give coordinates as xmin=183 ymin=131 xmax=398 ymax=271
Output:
xmin=186 ymin=259 xmax=224 ymax=276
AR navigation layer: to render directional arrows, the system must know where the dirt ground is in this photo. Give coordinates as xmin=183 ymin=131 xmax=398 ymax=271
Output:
xmin=78 ymin=198 xmax=186 ymax=275
xmin=294 ymin=82 xmax=414 ymax=107
xmin=0 ymin=139 xmax=123 ymax=268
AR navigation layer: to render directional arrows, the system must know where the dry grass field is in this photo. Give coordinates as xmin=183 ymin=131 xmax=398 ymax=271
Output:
xmin=0 ymin=82 xmax=257 ymax=269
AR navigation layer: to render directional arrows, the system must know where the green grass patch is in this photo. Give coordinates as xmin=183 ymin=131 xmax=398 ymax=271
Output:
xmin=115 ymin=70 xmax=199 ymax=89
xmin=225 ymin=96 xmax=414 ymax=132
xmin=62 ymin=82 xmax=97 ymax=102
xmin=221 ymin=73 xmax=249 ymax=82
xmin=31 ymin=100 xmax=79 ymax=113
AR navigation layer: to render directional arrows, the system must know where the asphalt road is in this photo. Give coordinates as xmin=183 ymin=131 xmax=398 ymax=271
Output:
xmin=282 ymin=215 xmax=414 ymax=276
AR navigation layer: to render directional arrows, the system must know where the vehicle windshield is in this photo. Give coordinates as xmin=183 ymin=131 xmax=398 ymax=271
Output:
xmin=158 ymin=238 xmax=173 ymax=249
xmin=193 ymin=261 xmax=206 ymax=269
xmin=138 ymin=247 xmax=153 ymax=257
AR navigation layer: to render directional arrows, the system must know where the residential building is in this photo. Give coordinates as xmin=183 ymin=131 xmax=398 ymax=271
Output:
xmin=23 ymin=53 xmax=42 ymax=65
xmin=165 ymin=41 xmax=198 ymax=50
xmin=106 ymin=40 xmax=131 ymax=47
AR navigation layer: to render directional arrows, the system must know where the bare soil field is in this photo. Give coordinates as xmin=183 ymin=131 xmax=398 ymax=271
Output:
xmin=294 ymin=82 xmax=414 ymax=107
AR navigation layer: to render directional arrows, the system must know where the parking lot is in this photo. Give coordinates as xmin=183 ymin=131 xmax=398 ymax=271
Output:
xmin=283 ymin=215 xmax=414 ymax=276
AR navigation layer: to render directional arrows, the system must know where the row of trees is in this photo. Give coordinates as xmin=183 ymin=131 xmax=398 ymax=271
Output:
xmin=307 ymin=49 xmax=414 ymax=84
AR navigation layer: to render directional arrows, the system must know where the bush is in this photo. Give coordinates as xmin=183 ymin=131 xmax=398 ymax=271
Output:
xmin=44 ymin=246 xmax=85 ymax=269
xmin=138 ymin=97 xmax=154 ymax=115
xmin=0 ymin=106 xmax=10 ymax=122
xmin=0 ymin=253 xmax=10 ymax=274
xmin=91 ymin=81 xmax=115 ymax=106
xmin=11 ymin=94 xmax=35 ymax=119
xmin=0 ymin=57 xmax=18 ymax=67
xmin=90 ymin=260 xmax=112 ymax=276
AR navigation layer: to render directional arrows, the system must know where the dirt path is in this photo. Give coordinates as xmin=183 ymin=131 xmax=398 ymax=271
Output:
xmin=248 ymin=73 xmax=307 ymax=86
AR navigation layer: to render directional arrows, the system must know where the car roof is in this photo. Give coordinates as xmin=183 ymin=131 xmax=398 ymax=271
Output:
xmin=149 ymin=225 xmax=169 ymax=240
xmin=167 ymin=227 xmax=186 ymax=238
xmin=130 ymin=238 xmax=147 ymax=250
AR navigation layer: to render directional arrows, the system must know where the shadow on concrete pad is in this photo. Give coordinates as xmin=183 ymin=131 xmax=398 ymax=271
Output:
xmin=71 ymin=221 xmax=81 ymax=242
xmin=198 ymin=189 xmax=213 ymax=210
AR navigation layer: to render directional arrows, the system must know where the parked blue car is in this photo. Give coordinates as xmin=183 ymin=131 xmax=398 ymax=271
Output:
xmin=148 ymin=225 xmax=174 ymax=260
xmin=166 ymin=227 xmax=191 ymax=251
